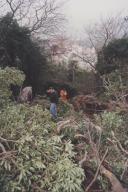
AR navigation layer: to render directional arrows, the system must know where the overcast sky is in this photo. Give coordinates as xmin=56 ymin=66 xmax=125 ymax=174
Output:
xmin=63 ymin=0 xmax=128 ymax=37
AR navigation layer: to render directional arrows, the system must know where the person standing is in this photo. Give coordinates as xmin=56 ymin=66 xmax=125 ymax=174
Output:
xmin=47 ymin=87 xmax=58 ymax=119
xmin=60 ymin=88 xmax=68 ymax=102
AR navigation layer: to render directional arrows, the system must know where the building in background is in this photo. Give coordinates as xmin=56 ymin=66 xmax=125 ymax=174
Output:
xmin=40 ymin=36 xmax=97 ymax=71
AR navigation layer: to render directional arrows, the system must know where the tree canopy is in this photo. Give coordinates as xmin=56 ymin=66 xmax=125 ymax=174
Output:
xmin=0 ymin=13 xmax=47 ymax=93
xmin=96 ymin=38 xmax=128 ymax=74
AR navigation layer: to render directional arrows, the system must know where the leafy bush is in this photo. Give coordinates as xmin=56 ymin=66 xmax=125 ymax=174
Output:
xmin=100 ymin=111 xmax=123 ymax=130
xmin=58 ymin=100 xmax=73 ymax=117
xmin=94 ymin=111 xmax=128 ymax=184
xmin=95 ymin=111 xmax=123 ymax=143
xmin=0 ymin=103 xmax=85 ymax=192
xmin=44 ymin=158 xmax=85 ymax=192
xmin=0 ymin=67 xmax=24 ymax=107
xmin=103 ymin=70 xmax=127 ymax=102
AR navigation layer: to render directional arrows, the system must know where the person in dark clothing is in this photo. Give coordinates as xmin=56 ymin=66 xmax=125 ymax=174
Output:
xmin=46 ymin=87 xmax=58 ymax=119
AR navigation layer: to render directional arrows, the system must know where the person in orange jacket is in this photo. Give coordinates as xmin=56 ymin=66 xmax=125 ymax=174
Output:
xmin=60 ymin=88 xmax=68 ymax=102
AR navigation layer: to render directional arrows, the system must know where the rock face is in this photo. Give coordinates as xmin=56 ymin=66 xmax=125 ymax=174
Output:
xmin=72 ymin=95 xmax=108 ymax=114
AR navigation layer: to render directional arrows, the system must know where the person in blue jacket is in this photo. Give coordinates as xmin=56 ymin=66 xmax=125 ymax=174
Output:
xmin=47 ymin=87 xmax=58 ymax=119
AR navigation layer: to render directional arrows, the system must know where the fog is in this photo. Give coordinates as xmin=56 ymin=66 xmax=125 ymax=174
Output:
xmin=63 ymin=0 xmax=128 ymax=37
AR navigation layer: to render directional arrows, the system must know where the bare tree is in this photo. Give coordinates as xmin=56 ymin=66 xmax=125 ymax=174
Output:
xmin=85 ymin=13 xmax=128 ymax=51
xmin=74 ymin=13 xmax=128 ymax=72
xmin=0 ymin=0 xmax=66 ymax=36
xmin=73 ymin=50 xmax=97 ymax=72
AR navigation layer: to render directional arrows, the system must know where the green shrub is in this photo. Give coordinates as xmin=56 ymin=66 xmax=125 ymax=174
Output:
xmin=0 ymin=67 xmax=25 ymax=107
xmin=44 ymin=158 xmax=85 ymax=192
xmin=100 ymin=111 xmax=123 ymax=130
xmin=58 ymin=100 xmax=73 ymax=117
xmin=0 ymin=104 xmax=85 ymax=191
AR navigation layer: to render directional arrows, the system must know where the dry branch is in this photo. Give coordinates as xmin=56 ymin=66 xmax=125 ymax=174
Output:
xmin=100 ymin=165 xmax=126 ymax=192
xmin=0 ymin=143 xmax=6 ymax=153
xmin=86 ymin=124 xmax=127 ymax=192
xmin=74 ymin=134 xmax=87 ymax=140
xmin=74 ymin=126 xmax=126 ymax=192
xmin=85 ymin=148 xmax=108 ymax=192
xmin=0 ymin=136 xmax=17 ymax=143
xmin=3 ymin=0 xmax=65 ymax=35
xmin=112 ymin=132 xmax=128 ymax=156
xmin=57 ymin=119 xmax=73 ymax=133
xmin=79 ymin=151 xmax=87 ymax=167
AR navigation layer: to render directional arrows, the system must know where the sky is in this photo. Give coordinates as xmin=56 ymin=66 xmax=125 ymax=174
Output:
xmin=62 ymin=0 xmax=128 ymax=37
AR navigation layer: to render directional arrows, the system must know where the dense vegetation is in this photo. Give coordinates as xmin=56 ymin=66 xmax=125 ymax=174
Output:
xmin=96 ymin=38 xmax=128 ymax=102
xmin=0 ymin=7 xmax=128 ymax=192
xmin=0 ymin=66 xmax=128 ymax=192
xmin=0 ymin=67 xmax=85 ymax=192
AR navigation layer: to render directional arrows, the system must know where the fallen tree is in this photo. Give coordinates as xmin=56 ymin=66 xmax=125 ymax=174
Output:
xmin=56 ymin=111 xmax=128 ymax=192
